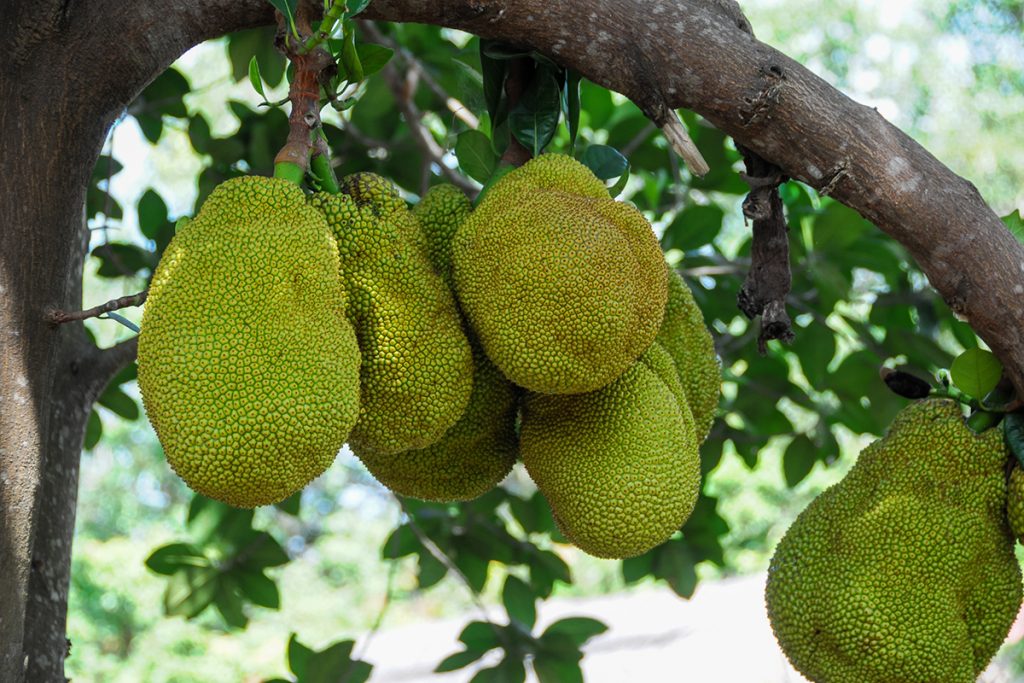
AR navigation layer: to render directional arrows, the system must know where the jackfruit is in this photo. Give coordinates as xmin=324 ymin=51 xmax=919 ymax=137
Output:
xmin=138 ymin=176 xmax=361 ymax=507
xmin=453 ymin=154 xmax=668 ymax=395
xmin=657 ymin=267 xmax=720 ymax=442
xmin=355 ymin=185 xmax=518 ymax=501
xmin=521 ymin=342 xmax=701 ymax=558
xmin=1007 ymin=464 xmax=1024 ymax=543
xmin=311 ymin=174 xmax=473 ymax=456
xmin=765 ymin=399 xmax=1022 ymax=683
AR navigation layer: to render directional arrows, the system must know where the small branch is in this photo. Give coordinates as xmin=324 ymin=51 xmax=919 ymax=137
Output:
xmin=45 ymin=290 xmax=148 ymax=326
xmin=376 ymin=58 xmax=477 ymax=193
xmin=661 ymin=115 xmax=709 ymax=177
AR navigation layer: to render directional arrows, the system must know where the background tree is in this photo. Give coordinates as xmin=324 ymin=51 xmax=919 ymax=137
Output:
xmin=1 ymin=1 xmax=1022 ymax=681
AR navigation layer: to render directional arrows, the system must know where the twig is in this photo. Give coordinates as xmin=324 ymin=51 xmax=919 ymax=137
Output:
xmin=46 ymin=290 xmax=148 ymax=326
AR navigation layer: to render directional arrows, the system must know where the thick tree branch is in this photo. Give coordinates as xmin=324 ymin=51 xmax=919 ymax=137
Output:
xmin=356 ymin=0 xmax=1024 ymax=396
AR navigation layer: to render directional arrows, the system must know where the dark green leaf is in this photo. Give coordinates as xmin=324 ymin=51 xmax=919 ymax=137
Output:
xmin=266 ymin=0 xmax=299 ymax=34
xmin=479 ymin=40 xmax=507 ymax=126
xmin=621 ymin=552 xmax=653 ymax=584
xmin=458 ymin=621 xmax=501 ymax=652
xmin=791 ymin=321 xmax=836 ymax=389
xmin=435 ymin=648 xmax=487 ymax=673
xmin=140 ymin=68 xmax=190 ymax=118
xmin=455 ymin=130 xmax=498 ymax=184
xmin=288 ymin=634 xmax=314 ymax=679
xmin=91 ymin=242 xmax=152 ymax=279
xmin=471 ymin=658 xmax=526 ymax=683
xmin=240 ymin=532 xmax=289 ymax=569
xmin=346 ymin=0 xmax=373 ymax=17
xmin=164 ymin=566 xmax=219 ymax=619
xmin=654 ymin=542 xmax=697 ymax=598
xmin=783 ymin=434 xmax=818 ymax=487
xmin=501 ymin=575 xmax=536 ymax=630
xmin=542 ymin=617 xmax=607 ymax=647
xmin=1005 ymin=412 xmax=1024 ymax=468
xmin=84 ymin=410 xmax=102 ymax=449
xmin=580 ymin=144 xmax=629 ymax=181
xmin=950 ymin=347 xmax=1002 ymax=399
xmin=138 ymin=189 xmax=168 ymax=240
xmin=235 ymin=569 xmax=280 ymax=609
xmin=355 ymin=43 xmax=395 ymax=78
xmin=509 ymin=69 xmax=561 ymax=157
xmin=416 ymin=548 xmax=448 ymax=588
xmin=305 ymin=640 xmax=371 ymax=683
xmin=533 ymin=655 xmax=584 ymax=683
xmin=452 ymin=545 xmax=489 ymax=592
xmin=248 ymin=56 xmax=267 ymax=100
xmin=213 ymin=576 xmax=249 ymax=629
xmin=275 ymin=491 xmax=301 ymax=516
xmin=662 ymin=204 xmax=723 ymax=252
xmin=382 ymin=524 xmax=418 ymax=559
xmin=145 ymin=543 xmax=210 ymax=575
xmin=1002 ymin=210 xmax=1024 ymax=245
xmin=98 ymin=387 xmax=140 ymax=420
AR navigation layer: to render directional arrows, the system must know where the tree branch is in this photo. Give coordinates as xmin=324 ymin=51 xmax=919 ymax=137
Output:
xmin=45 ymin=290 xmax=148 ymax=326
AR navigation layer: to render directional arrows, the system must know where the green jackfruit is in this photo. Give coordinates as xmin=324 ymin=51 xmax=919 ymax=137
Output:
xmin=1007 ymin=464 xmax=1024 ymax=543
xmin=312 ymin=174 xmax=473 ymax=456
xmin=138 ymin=176 xmax=361 ymax=507
xmin=453 ymin=154 xmax=668 ymax=395
xmin=356 ymin=185 xmax=518 ymax=501
xmin=657 ymin=267 xmax=720 ymax=442
xmin=521 ymin=342 xmax=700 ymax=558
xmin=765 ymin=399 xmax=1022 ymax=683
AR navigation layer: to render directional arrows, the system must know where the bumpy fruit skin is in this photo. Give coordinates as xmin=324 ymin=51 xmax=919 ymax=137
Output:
xmin=765 ymin=399 xmax=1022 ymax=683
xmin=657 ymin=267 xmax=720 ymax=443
xmin=453 ymin=154 xmax=668 ymax=394
xmin=138 ymin=176 xmax=361 ymax=508
xmin=312 ymin=174 xmax=473 ymax=456
xmin=355 ymin=185 xmax=518 ymax=501
xmin=1008 ymin=465 xmax=1024 ymax=543
xmin=521 ymin=342 xmax=700 ymax=558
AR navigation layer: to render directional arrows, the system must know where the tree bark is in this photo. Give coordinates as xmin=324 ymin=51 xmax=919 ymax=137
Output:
xmin=1 ymin=0 xmax=1022 ymax=681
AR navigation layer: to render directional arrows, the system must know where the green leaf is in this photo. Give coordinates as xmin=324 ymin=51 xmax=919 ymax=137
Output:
xmin=455 ymin=130 xmax=499 ymax=184
xmin=580 ymin=144 xmax=629 ymax=181
xmin=533 ymin=655 xmax=584 ymax=683
xmin=471 ymin=658 xmax=526 ymax=683
xmin=501 ymin=575 xmax=536 ymax=630
xmin=84 ymin=410 xmax=102 ymax=450
xmin=654 ymin=541 xmax=697 ymax=598
xmin=1005 ymin=412 xmax=1024 ymax=468
xmin=235 ymin=569 xmax=280 ymax=609
xmin=435 ymin=648 xmax=487 ymax=673
xmin=458 ymin=621 xmax=501 ymax=652
xmin=355 ymin=43 xmax=394 ymax=78
xmin=138 ymin=189 xmax=168 ymax=240
xmin=305 ymin=640 xmax=371 ymax=683
xmin=345 ymin=0 xmax=373 ymax=17
xmin=146 ymin=543 xmax=210 ymax=575
xmin=661 ymin=204 xmax=724 ymax=252
xmin=783 ymin=434 xmax=817 ymax=487
xmin=248 ymin=56 xmax=267 ymax=101
xmin=950 ymin=347 xmax=1002 ymax=399
xmin=213 ymin=576 xmax=249 ymax=629
xmin=164 ymin=566 xmax=219 ymax=619
xmin=564 ymin=70 xmax=582 ymax=153
xmin=288 ymin=633 xmax=314 ymax=679
xmin=91 ymin=242 xmax=153 ymax=278
xmin=266 ymin=0 xmax=299 ymax=35
xmin=140 ymin=67 xmax=190 ymax=118
xmin=275 ymin=491 xmax=301 ymax=516
xmin=416 ymin=548 xmax=448 ymax=588
xmin=479 ymin=40 xmax=507 ymax=126
xmin=97 ymin=387 xmax=140 ymax=420
xmin=509 ymin=69 xmax=562 ymax=157
xmin=541 ymin=617 xmax=607 ymax=647
xmin=382 ymin=524 xmax=418 ymax=559
xmin=240 ymin=532 xmax=289 ymax=569
xmin=791 ymin=321 xmax=836 ymax=389
xmin=452 ymin=545 xmax=489 ymax=592
xmin=1003 ymin=210 xmax=1024 ymax=245
xmin=340 ymin=23 xmax=364 ymax=82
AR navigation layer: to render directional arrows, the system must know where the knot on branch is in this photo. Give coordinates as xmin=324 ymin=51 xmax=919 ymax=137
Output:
xmin=736 ymin=145 xmax=793 ymax=353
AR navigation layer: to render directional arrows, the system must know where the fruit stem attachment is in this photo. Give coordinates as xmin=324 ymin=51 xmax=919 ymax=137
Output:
xmin=274 ymin=161 xmax=306 ymax=185
xmin=309 ymin=130 xmax=340 ymax=193
xmin=967 ymin=409 xmax=1002 ymax=434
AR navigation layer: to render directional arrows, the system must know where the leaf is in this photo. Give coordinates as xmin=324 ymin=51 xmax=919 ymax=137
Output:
xmin=501 ymin=575 xmax=536 ymax=630
xmin=140 ymin=68 xmax=190 ymax=118
xmin=435 ymin=648 xmax=487 ymax=673
xmin=275 ymin=491 xmax=301 ymax=516
xmin=145 ymin=543 xmax=210 ymax=575
xmin=580 ymin=144 xmax=629 ymax=181
xmin=266 ymin=0 xmax=299 ymax=35
xmin=1005 ymin=412 xmax=1024 ymax=468
xmin=340 ymin=24 xmax=364 ymax=83
xmin=248 ymin=56 xmax=267 ymax=101
xmin=950 ymin=347 xmax=1002 ymax=399
xmin=783 ymin=434 xmax=818 ymax=487
xmin=164 ymin=566 xmax=219 ymax=618
xmin=661 ymin=204 xmax=724 ymax=252
xmin=1003 ymin=210 xmax=1024 ymax=245
xmin=345 ymin=0 xmax=373 ymax=17
xmin=458 ymin=621 xmax=501 ymax=652
xmin=84 ymin=410 xmax=102 ymax=450
xmin=471 ymin=658 xmax=527 ymax=683
xmin=355 ymin=43 xmax=394 ymax=78
xmin=564 ymin=70 xmax=582 ymax=153
xmin=213 ymin=576 xmax=249 ymax=629
xmin=382 ymin=524 xmax=418 ymax=559
xmin=509 ymin=69 xmax=562 ymax=157
xmin=235 ymin=569 xmax=280 ymax=609
xmin=138 ymin=189 xmax=168 ymax=240
xmin=533 ymin=655 xmax=584 ymax=683
xmin=240 ymin=532 xmax=289 ymax=569
xmin=91 ymin=242 xmax=153 ymax=279
xmin=97 ymin=387 xmax=140 ymax=420
xmin=455 ymin=130 xmax=499 ymax=184
xmin=541 ymin=617 xmax=607 ymax=647
xmin=654 ymin=541 xmax=697 ymax=598
xmin=791 ymin=321 xmax=836 ymax=389
xmin=305 ymin=640 xmax=371 ymax=683
xmin=479 ymin=40 xmax=508 ymax=125
xmin=288 ymin=634 xmax=314 ymax=679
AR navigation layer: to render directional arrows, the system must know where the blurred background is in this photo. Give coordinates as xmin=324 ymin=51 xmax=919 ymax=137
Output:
xmin=71 ymin=0 xmax=1024 ymax=680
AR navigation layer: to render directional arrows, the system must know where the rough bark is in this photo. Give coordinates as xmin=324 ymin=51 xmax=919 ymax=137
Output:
xmin=1 ymin=0 xmax=1022 ymax=681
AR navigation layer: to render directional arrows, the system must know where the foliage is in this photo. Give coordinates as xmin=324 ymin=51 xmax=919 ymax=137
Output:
xmin=69 ymin=4 xmax=1024 ymax=681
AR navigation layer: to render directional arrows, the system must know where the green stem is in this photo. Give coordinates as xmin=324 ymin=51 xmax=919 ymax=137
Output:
xmin=967 ymin=409 xmax=1003 ymax=434
xmin=301 ymin=0 xmax=347 ymax=55
xmin=310 ymin=153 xmax=340 ymax=194
xmin=273 ymin=161 xmax=305 ymax=185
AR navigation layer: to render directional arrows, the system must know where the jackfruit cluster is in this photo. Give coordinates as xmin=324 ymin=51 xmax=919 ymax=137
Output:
xmin=138 ymin=155 xmax=721 ymax=552
xmin=765 ymin=399 xmax=1023 ymax=683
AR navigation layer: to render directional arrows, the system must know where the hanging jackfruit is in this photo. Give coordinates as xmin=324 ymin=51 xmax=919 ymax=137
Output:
xmin=355 ymin=185 xmax=518 ymax=501
xmin=312 ymin=174 xmax=473 ymax=457
xmin=765 ymin=399 xmax=1022 ymax=683
xmin=452 ymin=154 xmax=668 ymax=395
xmin=138 ymin=176 xmax=361 ymax=508
xmin=657 ymin=266 xmax=720 ymax=442
xmin=521 ymin=342 xmax=701 ymax=558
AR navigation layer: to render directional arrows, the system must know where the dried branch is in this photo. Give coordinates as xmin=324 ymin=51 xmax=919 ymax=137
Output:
xmin=45 ymin=290 xmax=148 ymax=326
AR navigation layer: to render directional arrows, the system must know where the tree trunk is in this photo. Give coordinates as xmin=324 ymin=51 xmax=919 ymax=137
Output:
xmin=1 ymin=1 xmax=1021 ymax=681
